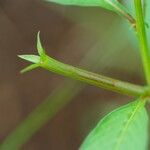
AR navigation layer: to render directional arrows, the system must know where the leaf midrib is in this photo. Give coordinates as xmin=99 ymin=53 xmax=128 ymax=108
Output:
xmin=105 ymin=0 xmax=125 ymax=16
xmin=114 ymin=100 xmax=144 ymax=150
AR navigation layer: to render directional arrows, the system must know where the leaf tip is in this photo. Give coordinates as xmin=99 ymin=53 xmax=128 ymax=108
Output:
xmin=18 ymin=54 xmax=41 ymax=64
xmin=20 ymin=64 xmax=39 ymax=74
xmin=37 ymin=31 xmax=46 ymax=56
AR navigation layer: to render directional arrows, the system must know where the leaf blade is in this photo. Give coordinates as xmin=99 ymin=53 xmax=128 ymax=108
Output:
xmin=37 ymin=31 xmax=46 ymax=56
xmin=18 ymin=55 xmax=40 ymax=64
xmin=80 ymin=99 xmax=148 ymax=150
xmin=46 ymin=0 xmax=126 ymax=13
xmin=45 ymin=0 xmax=135 ymax=26
xmin=20 ymin=64 xmax=39 ymax=74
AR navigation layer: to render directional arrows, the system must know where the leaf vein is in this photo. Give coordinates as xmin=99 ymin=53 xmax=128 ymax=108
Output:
xmin=114 ymin=99 xmax=145 ymax=150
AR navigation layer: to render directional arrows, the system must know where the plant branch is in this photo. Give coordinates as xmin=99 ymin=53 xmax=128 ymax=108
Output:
xmin=36 ymin=55 xmax=145 ymax=97
xmin=2 ymin=22 xmax=134 ymax=150
xmin=19 ymin=31 xmax=148 ymax=97
xmin=134 ymin=0 xmax=150 ymax=85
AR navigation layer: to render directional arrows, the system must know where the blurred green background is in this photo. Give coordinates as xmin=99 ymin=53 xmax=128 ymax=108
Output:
xmin=0 ymin=0 xmax=149 ymax=149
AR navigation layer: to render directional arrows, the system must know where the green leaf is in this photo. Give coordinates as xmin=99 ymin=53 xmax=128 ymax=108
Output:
xmin=46 ymin=0 xmax=131 ymax=16
xmin=20 ymin=64 xmax=39 ymax=74
xmin=80 ymin=99 xmax=148 ymax=150
xmin=37 ymin=31 xmax=46 ymax=56
xmin=45 ymin=0 xmax=119 ymax=10
xmin=18 ymin=55 xmax=40 ymax=64
xmin=18 ymin=55 xmax=41 ymax=73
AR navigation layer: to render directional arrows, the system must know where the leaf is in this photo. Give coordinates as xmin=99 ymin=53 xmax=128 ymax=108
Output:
xmin=46 ymin=0 xmax=131 ymax=16
xmin=45 ymin=0 xmax=119 ymax=10
xmin=18 ymin=55 xmax=41 ymax=73
xmin=18 ymin=55 xmax=41 ymax=64
xmin=80 ymin=99 xmax=148 ymax=150
xmin=20 ymin=64 xmax=39 ymax=74
xmin=37 ymin=31 xmax=46 ymax=56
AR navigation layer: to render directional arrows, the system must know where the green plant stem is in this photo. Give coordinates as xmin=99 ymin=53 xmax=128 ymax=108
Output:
xmin=39 ymin=55 xmax=145 ymax=97
xmin=134 ymin=0 xmax=150 ymax=85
